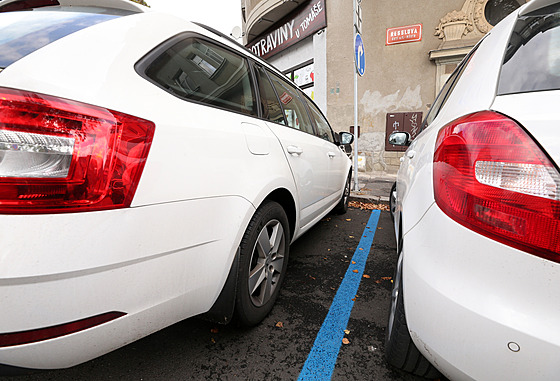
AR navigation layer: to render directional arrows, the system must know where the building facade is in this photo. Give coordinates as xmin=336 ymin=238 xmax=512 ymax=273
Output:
xmin=242 ymin=0 xmax=527 ymax=175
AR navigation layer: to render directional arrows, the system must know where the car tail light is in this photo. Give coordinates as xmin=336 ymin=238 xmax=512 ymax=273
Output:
xmin=433 ymin=111 xmax=560 ymax=262
xmin=0 ymin=87 xmax=155 ymax=214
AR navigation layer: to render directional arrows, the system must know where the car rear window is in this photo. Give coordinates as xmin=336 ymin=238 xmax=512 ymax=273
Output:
xmin=0 ymin=11 xmax=119 ymax=69
xmin=498 ymin=4 xmax=560 ymax=94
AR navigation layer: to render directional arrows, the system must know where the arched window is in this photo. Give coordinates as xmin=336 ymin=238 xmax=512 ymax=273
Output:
xmin=485 ymin=0 xmax=523 ymax=26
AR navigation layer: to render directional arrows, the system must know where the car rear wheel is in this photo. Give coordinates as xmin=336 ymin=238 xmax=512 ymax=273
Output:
xmin=334 ymin=172 xmax=351 ymax=214
xmin=234 ymin=201 xmax=290 ymax=326
xmin=385 ymin=252 xmax=441 ymax=379
xmin=389 ymin=181 xmax=397 ymax=222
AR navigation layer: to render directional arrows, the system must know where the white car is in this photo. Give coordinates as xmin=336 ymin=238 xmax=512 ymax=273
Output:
xmin=0 ymin=0 xmax=354 ymax=373
xmin=385 ymin=0 xmax=560 ymax=380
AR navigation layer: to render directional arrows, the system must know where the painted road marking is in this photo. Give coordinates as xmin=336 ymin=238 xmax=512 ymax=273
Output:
xmin=298 ymin=210 xmax=381 ymax=380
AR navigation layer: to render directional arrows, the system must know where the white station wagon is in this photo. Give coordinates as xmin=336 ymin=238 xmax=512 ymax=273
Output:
xmin=0 ymin=0 xmax=353 ymax=373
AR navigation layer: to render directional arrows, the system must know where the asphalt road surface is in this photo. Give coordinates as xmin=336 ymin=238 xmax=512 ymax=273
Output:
xmin=1 ymin=207 xmax=428 ymax=381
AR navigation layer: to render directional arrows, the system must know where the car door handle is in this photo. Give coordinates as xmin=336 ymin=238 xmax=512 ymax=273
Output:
xmin=287 ymin=145 xmax=303 ymax=156
xmin=328 ymin=152 xmax=337 ymax=158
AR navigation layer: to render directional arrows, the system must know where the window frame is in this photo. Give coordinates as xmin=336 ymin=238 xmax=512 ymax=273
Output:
xmin=262 ymin=67 xmax=318 ymax=137
xmin=135 ymin=32 xmax=258 ymax=118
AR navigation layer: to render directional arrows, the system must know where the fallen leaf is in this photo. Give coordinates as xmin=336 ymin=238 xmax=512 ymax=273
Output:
xmin=363 ymin=274 xmax=370 ymax=279
xmin=351 ymin=298 xmax=356 ymax=301
xmin=344 ymin=329 xmax=350 ymax=334
xmin=342 ymin=338 xmax=350 ymax=345
xmin=352 ymin=261 xmax=356 ymax=264
xmin=349 ymin=201 xmax=390 ymax=211
xmin=211 ymin=338 xmax=216 ymax=344
xmin=276 ymin=321 xmax=284 ymax=328
xmin=352 ymin=270 xmax=359 ymax=273
xmin=346 ymin=219 xmax=351 ymax=221
xmin=349 ymin=235 xmax=354 ymax=238
xmin=210 ymin=328 xmax=219 ymax=334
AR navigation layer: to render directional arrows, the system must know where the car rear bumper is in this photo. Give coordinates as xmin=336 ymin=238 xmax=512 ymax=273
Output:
xmin=402 ymin=204 xmax=560 ymax=381
xmin=0 ymin=196 xmax=253 ymax=370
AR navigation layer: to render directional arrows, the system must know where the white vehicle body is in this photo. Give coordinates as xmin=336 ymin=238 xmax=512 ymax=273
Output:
xmin=0 ymin=1 xmax=352 ymax=372
xmin=387 ymin=1 xmax=560 ymax=380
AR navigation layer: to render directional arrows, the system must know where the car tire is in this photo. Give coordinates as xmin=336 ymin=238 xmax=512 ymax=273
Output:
xmin=234 ymin=201 xmax=290 ymax=326
xmin=334 ymin=172 xmax=352 ymax=214
xmin=389 ymin=181 xmax=397 ymax=222
xmin=385 ymin=253 xmax=441 ymax=379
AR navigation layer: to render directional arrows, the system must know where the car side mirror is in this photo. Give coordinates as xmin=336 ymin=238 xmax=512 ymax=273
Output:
xmin=339 ymin=132 xmax=354 ymax=146
xmin=388 ymin=131 xmax=411 ymax=146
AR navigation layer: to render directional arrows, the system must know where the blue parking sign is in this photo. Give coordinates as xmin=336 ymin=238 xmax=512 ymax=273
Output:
xmin=354 ymin=33 xmax=365 ymax=76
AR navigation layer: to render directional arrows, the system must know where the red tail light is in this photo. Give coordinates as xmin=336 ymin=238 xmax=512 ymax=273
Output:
xmin=434 ymin=111 xmax=560 ymax=262
xmin=0 ymin=87 xmax=155 ymax=213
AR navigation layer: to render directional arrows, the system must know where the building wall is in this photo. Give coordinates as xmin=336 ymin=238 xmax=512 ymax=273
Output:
xmin=325 ymin=0 xmax=464 ymax=174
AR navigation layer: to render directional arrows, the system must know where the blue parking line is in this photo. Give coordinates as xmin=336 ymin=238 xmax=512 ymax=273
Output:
xmin=298 ymin=209 xmax=381 ymax=380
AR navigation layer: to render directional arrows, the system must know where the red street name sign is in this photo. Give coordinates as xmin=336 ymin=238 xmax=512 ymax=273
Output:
xmin=386 ymin=24 xmax=422 ymax=45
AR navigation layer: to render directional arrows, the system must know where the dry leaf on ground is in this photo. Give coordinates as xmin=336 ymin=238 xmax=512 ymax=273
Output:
xmin=349 ymin=201 xmax=390 ymax=211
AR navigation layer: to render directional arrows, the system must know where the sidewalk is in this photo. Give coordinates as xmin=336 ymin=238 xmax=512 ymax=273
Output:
xmin=349 ymin=172 xmax=396 ymax=204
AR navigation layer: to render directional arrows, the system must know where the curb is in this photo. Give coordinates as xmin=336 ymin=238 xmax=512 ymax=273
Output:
xmin=349 ymin=193 xmax=390 ymax=205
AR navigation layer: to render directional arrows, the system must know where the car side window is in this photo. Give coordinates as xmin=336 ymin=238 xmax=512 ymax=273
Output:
xmin=305 ymin=97 xmax=335 ymax=143
xmin=254 ymin=64 xmax=286 ymax=125
xmin=141 ymin=36 xmax=257 ymax=116
xmin=266 ymin=70 xmax=315 ymax=135
xmin=422 ymin=45 xmax=479 ymax=129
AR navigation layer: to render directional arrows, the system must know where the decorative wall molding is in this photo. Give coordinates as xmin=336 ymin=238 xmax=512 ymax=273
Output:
xmin=435 ymin=10 xmax=473 ymax=41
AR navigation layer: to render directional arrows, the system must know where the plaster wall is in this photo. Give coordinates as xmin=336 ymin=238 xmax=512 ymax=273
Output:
xmin=326 ymin=0 xmax=464 ymax=173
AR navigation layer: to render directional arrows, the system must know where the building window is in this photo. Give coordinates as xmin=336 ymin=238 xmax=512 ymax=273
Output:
xmin=284 ymin=60 xmax=314 ymax=100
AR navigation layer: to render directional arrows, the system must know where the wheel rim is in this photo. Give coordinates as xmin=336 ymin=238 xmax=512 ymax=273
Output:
xmin=387 ymin=253 xmax=403 ymax=339
xmin=248 ymin=219 xmax=286 ymax=307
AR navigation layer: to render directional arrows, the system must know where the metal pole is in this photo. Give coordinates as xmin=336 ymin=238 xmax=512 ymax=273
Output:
xmin=352 ymin=0 xmax=359 ymax=191
xmin=353 ymin=63 xmax=359 ymax=191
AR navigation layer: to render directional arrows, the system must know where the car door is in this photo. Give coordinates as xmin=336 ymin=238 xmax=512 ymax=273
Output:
xmin=303 ymin=95 xmax=347 ymax=199
xmin=255 ymin=66 xmax=330 ymax=229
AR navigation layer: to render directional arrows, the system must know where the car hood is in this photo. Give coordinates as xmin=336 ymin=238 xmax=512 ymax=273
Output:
xmin=492 ymin=91 xmax=560 ymax=168
xmin=0 ymin=0 xmax=146 ymax=13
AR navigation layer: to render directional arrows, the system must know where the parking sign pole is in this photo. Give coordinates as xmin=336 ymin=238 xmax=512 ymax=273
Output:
xmin=352 ymin=0 xmax=361 ymax=191
xmin=353 ymin=59 xmax=359 ymax=191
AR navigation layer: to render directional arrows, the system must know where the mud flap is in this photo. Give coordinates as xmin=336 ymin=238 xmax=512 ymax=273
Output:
xmin=199 ymin=248 xmax=240 ymax=324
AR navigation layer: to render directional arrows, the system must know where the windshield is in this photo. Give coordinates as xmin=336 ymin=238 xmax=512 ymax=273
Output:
xmin=0 ymin=10 xmax=119 ymax=69
xmin=498 ymin=4 xmax=560 ymax=94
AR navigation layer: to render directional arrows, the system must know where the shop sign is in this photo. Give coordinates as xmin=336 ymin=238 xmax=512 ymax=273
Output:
xmin=386 ymin=24 xmax=422 ymax=46
xmin=248 ymin=1 xmax=327 ymax=59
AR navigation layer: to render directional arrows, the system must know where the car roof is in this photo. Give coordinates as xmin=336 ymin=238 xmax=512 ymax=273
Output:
xmin=0 ymin=0 xmax=145 ymax=13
